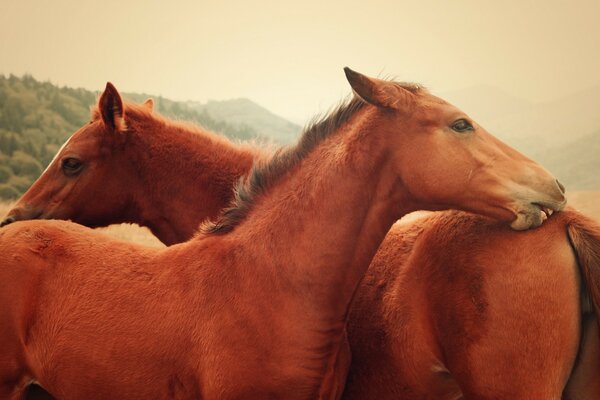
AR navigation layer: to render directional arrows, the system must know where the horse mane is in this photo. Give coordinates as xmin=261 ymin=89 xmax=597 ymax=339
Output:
xmin=200 ymin=80 xmax=425 ymax=236
xmin=200 ymin=96 xmax=367 ymax=235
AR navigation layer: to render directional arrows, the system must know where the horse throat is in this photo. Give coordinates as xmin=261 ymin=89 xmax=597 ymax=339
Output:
xmin=130 ymin=125 xmax=259 ymax=244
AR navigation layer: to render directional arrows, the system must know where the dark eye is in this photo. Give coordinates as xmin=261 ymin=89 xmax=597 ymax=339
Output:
xmin=61 ymin=157 xmax=83 ymax=176
xmin=451 ymin=119 xmax=474 ymax=133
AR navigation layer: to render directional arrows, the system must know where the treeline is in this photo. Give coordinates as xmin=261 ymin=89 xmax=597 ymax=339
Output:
xmin=0 ymin=74 xmax=260 ymax=200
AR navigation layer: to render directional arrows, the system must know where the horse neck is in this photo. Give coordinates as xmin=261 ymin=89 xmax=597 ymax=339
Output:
xmin=128 ymin=116 xmax=261 ymax=244
xmin=227 ymin=106 xmax=414 ymax=324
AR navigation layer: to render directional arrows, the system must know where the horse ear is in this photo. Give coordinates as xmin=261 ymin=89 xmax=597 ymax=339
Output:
xmin=99 ymin=82 xmax=126 ymax=132
xmin=344 ymin=67 xmax=412 ymax=110
xmin=143 ymin=98 xmax=154 ymax=112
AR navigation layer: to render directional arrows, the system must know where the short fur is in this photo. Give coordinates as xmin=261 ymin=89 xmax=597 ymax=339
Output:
xmin=343 ymin=208 xmax=600 ymax=399
xmin=1 ymin=71 xmax=566 ymax=399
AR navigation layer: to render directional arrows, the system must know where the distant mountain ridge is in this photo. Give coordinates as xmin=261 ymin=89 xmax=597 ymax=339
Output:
xmin=187 ymin=98 xmax=301 ymax=144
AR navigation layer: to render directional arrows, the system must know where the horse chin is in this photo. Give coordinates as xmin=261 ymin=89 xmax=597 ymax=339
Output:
xmin=510 ymin=205 xmax=548 ymax=231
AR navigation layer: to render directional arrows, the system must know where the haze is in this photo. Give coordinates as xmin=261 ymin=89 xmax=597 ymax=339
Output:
xmin=1 ymin=0 xmax=599 ymax=123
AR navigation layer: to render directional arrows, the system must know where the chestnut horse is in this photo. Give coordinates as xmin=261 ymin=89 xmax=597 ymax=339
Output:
xmin=2 ymin=83 xmax=270 ymax=400
xmin=0 ymin=68 xmax=564 ymax=399
xmin=0 ymin=83 xmax=266 ymax=245
xmin=343 ymin=208 xmax=600 ymax=399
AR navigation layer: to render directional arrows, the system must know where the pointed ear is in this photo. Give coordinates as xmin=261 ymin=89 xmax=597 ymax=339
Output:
xmin=99 ymin=82 xmax=126 ymax=132
xmin=344 ymin=67 xmax=413 ymax=110
xmin=143 ymin=98 xmax=154 ymax=112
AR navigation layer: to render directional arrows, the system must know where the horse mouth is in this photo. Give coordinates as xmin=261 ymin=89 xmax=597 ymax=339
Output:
xmin=534 ymin=199 xmax=566 ymax=218
xmin=537 ymin=204 xmax=554 ymax=222
xmin=0 ymin=208 xmax=44 ymax=228
xmin=510 ymin=201 xmax=565 ymax=231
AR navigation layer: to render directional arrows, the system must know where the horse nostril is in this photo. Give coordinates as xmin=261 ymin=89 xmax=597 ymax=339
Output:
xmin=556 ymin=179 xmax=566 ymax=194
xmin=0 ymin=216 xmax=15 ymax=227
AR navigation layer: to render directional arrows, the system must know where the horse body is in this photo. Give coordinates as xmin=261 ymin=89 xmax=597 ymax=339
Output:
xmin=2 ymin=220 xmax=350 ymax=399
xmin=344 ymin=209 xmax=598 ymax=399
xmin=0 ymin=70 xmax=565 ymax=399
xmin=1 ymin=222 xmax=194 ymax=399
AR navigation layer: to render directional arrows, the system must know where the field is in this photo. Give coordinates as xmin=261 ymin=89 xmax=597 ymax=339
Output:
xmin=0 ymin=191 xmax=598 ymax=247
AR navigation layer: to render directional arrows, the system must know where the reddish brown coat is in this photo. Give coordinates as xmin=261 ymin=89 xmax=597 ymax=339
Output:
xmin=0 ymin=70 xmax=565 ymax=399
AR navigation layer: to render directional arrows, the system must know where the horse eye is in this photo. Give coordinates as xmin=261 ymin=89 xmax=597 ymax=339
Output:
xmin=451 ymin=119 xmax=474 ymax=133
xmin=62 ymin=157 xmax=83 ymax=176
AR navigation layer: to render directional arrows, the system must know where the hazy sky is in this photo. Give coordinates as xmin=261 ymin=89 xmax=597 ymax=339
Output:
xmin=1 ymin=0 xmax=599 ymax=122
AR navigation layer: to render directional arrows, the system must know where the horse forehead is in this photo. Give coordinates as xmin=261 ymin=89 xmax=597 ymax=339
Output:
xmin=419 ymin=93 xmax=451 ymax=109
xmin=69 ymin=122 xmax=108 ymax=146
xmin=409 ymin=102 xmax=450 ymax=125
xmin=47 ymin=124 xmax=105 ymax=164
xmin=41 ymin=133 xmax=75 ymax=175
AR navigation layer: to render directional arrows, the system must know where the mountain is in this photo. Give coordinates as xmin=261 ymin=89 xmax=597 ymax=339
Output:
xmin=187 ymin=98 xmax=301 ymax=144
xmin=0 ymin=74 xmax=299 ymax=200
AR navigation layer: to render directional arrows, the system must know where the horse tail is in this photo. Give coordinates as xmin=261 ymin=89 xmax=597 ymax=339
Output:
xmin=565 ymin=211 xmax=600 ymax=398
xmin=567 ymin=212 xmax=600 ymax=317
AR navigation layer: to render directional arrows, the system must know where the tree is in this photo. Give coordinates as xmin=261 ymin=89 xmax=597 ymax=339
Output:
xmin=0 ymin=184 xmax=19 ymax=199
xmin=10 ymin=150 xmax=43 ymax=178
xmin=0 ymin=165 xmax=11 ymax=183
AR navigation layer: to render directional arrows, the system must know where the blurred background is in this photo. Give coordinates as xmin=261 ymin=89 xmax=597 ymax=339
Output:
xmin=1 ymin=0 xmax=598 ymax=244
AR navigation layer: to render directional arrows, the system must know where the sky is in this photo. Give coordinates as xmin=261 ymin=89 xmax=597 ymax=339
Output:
xmin=1 ymin=0 xmax=599 ymax=123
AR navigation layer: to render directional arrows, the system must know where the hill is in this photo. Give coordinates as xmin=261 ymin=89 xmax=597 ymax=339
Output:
xmin=187 ymin=98 xmax=301 ymax=144
xmin=0 ymin=74 xmax=299 ymax=200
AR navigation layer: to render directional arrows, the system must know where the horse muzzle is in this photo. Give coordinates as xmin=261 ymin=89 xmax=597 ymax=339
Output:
xmin=0 ymin=207 xmax=44 ymax=228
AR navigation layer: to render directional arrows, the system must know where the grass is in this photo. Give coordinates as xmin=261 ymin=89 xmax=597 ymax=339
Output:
xmin=0 ymin=191 xmax=598 ymax=247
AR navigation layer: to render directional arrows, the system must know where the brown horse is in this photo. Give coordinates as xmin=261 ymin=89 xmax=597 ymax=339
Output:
xmin=0 ymin=68 xmax=565 ymax=399
xmin=0 ymin=83 xmax=265 ymax=245
xmin=342 ymin=208 xmax=600 ymax=399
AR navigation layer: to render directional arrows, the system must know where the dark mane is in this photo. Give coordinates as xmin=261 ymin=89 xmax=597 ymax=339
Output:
xmin=201 ymin=96 xmax=368 ymax=235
